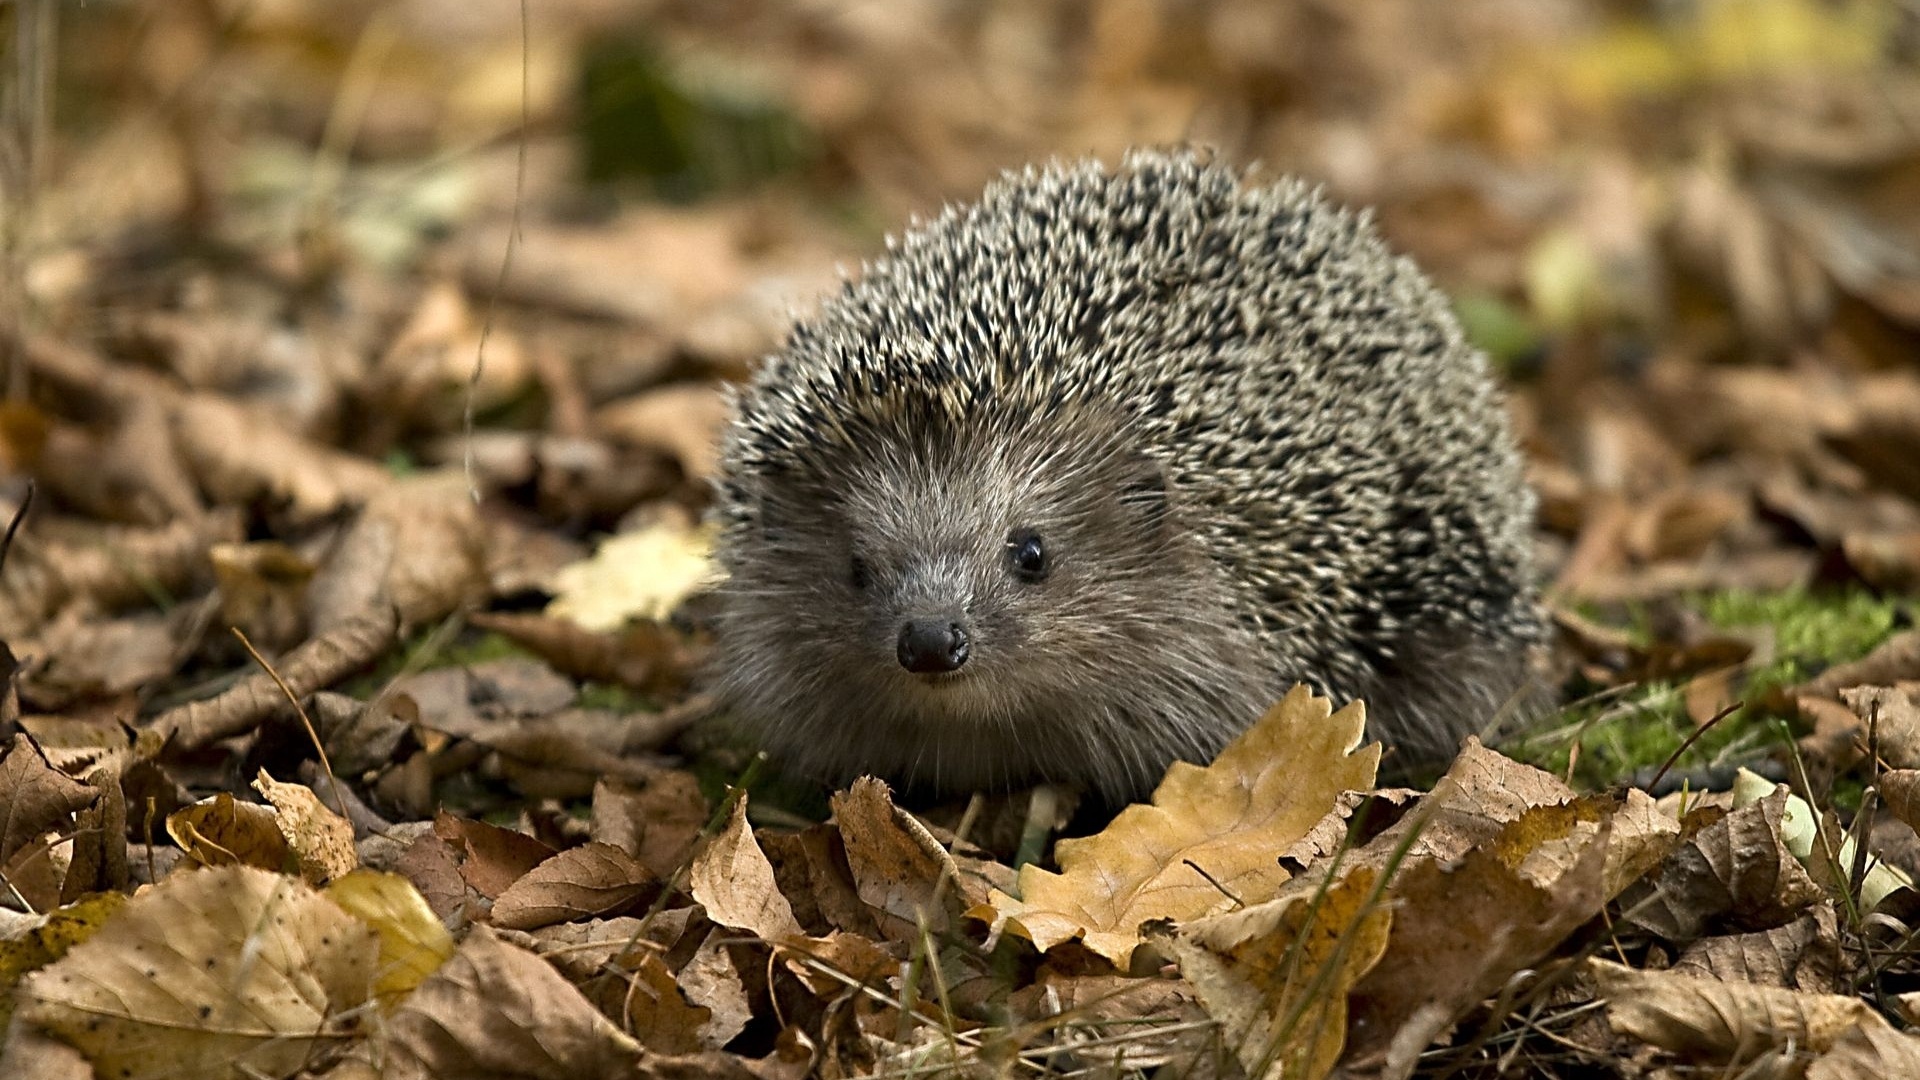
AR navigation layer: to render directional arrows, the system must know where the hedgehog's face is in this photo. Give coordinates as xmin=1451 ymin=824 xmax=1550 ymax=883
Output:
xmin=713 ymin=406 xmax=1248 ymax=791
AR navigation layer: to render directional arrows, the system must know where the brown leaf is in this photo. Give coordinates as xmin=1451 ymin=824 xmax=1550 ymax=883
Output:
xmin=989 ymin=685 xmax=1379 ymax=964
xmin=592 ymin=772 xmax=710 ymax=880
xmin=1345 ymin=801 xmax=1612 ymax=1073
xmin=1838 ymin=685 xmax=1920 ymax=769
xmin=1880 ymin=770 xmax=1920 ymax=834
xmin=832 ymin=777 xmax=980 ymax=941
xmin=594 ymin=382 xmax=732 ymax=481
xmin=689 ymin=794 xmax=803 ymax=942
xmin=150 ymin=607 xmax=401 ymax=751
xmin=304 ymin=471 xmax=489 ymax=636
xmin=1617 ymin=787 xmax=1825 ymax=943
xmin=253 ymin=770 xmax=358 ymax=884
xmin=490 ymin=842 xmax=659 ymax=931
xmin=0 ymin=733 xmax=96 ymax=872
xmin=377 ymin=926 xmax=644 ymax=1080
xmin=1595 ymin=958 xmax=1887 ymax=1064
xmin=1170 ymin=865 xmax=1393 ymax=1080
xmin=1673 ymin=905 xmax=1843 ymax=993
xmin=433 ymin=812 xmax=557 ymax=900
xmin=16 ymin=866 xmax=379 ymax=1080
xmin=1807 ymin=1022 xmax=1920 ymax=1079
xmin=170 ymin=393 xmax=390 ymax=526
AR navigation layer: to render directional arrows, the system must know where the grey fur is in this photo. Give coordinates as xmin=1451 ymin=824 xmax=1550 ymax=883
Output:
xmin=710 ymin=148 xmax=1543 ymax=801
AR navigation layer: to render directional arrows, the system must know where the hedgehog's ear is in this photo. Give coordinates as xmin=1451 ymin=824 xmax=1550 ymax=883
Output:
xmin=1119 ymin=458 xmax=1172 ymax=533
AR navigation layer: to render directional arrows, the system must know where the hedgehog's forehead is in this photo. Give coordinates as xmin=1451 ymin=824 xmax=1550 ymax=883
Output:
xmin=746 ymin=387 xmax=1137 ymax=514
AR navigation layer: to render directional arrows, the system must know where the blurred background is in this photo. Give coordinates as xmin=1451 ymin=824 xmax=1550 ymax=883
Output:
xmin=5 ymin=0 xmax=1920 ymax=791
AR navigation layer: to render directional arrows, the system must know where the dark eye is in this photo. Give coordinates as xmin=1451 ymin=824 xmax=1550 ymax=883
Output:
xmin=1006 ymin=529 xmax=1048 ymax=583
xmin=849 ymin=554 xmax=872 ymax=590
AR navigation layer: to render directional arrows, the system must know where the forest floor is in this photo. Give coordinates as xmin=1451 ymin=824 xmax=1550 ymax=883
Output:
xmin=6 ymin=1 xmax=1920 ymax=1077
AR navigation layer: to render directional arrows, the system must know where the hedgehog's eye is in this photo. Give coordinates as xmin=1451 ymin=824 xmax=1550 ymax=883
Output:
xmin=849 ymin=554 xmax=872 ymax=590
xmin=1006 ymin=529 xmax=1048 ymax=583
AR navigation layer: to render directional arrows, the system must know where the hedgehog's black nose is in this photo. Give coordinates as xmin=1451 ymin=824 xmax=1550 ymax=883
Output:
xmin=898 ymin=619 xmax=969 ymax=674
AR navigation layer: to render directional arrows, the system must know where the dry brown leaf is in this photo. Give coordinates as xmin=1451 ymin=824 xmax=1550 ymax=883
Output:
xmin=0 ymin=1027 xmax=94 ymax=1080
xmin=1673 ymin=905 xmax=1842 ymax=993
xmin=1807 ymin=1021 xmax=1920 ymax=1079
xmin=16 ymin=866 xmax=378 ymax=1080
xmin=170 ymin=393 xmax=391 ymax=526
xmin=1838 ymin=685 xmax=1920 ymax=769
xmin=594 ymin=382 xmax=733 ymax=481
xmin=490 ymin=841 xmax=659 ymax=931
xmin=689 ymin=794 xmax=804 ymax=942
xmin=1345 ymin=801 xmax=1612 ymax=1075
xmin=832 ymin=777 xmax=980 ymax=941
xmin=1798 ymin=629 xmax=1920 ymax=700
xmin=619 ymin=947 xmax=715 ymax=1055
xmin=304 ymin=470 xmax=489 ymax=636
xmin=470 ymin=611 xmax=700 ymax=696
xmin=1595 ymin=958 xmax=1887 ymax=1064
xmin=1617 ymin=786 xmax=1825 ymax=943
xmin=1880 ymin=770 xmax=1920 ymax=834
xmin=253 ymin=770 xmax=358 ymax=884
xmin=0 ymin=733 xmax=95 ymax=873
xmin=208 ymin=540 xmax=315 ymax=654
xmin=1169 ymin=865 xmax=1393 ymax=1080
xmin=761 ymin=825 xmax=880 ymax=939
xmin=376 ymin=926 xmax=644 ymax=1080
xmin=433 ymin=812 xmax=557 ymax=900
xmin=1004 ymin=973 xmax=1206 ymax=1072
xmin=150 ymin=607 xmax=401 ymax=751
xmin=592 ymin=772 xmax=710 ymax=880
xmin=988 ymin=685 xmax=1378 ymax=964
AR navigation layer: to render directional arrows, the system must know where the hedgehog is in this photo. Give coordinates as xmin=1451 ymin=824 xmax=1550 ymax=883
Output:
xmin=708 ymin=148 xmax=1543 ymax=802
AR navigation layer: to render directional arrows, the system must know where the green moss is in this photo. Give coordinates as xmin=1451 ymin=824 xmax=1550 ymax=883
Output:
xmin=1507 ymin=587 xmax=1903 ymax=789
xmin=1699 ymin=587 xmax=1901 ymax=667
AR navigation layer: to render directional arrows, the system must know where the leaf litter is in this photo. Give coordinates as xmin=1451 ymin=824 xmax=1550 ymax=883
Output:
xmin=7 ymin=1 xmax=1920 ymax=1077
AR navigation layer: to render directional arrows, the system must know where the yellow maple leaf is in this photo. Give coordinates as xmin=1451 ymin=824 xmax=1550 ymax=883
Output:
xmin=985 ymin=685 xmax=1379 ymax=965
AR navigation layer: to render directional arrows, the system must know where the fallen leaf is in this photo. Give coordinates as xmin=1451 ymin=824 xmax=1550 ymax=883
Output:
xmin=546 ymin=517 xmax=717 ymax=632
xmin=166 ymin=792 xmax=291 ymax=874
xmin=16 ymin=865 xmax=378 ymax=1080
xmin=376 ymin=926 xmax=644 ymax=1080
xmin=433 ymin=811 xmax=556 ymax=899
xmin=832 ymin=777 xmax=980 ymax=941
xmin=1345 ymin=801 xmax=1612 ymax=1072
xmin=592 ymin=772 xmax=710 ymax=880
xmin=1595 ymin=958 xmax=1888 ymax=1064
xmin=0 ymin=733 xmax=95 ymax=874
xmin=1617 ymin=786 xmax=1826 ymax=943
xmin=254 ymin=769 xmax=358 ymax=884
xmin=988 ymin=685 xmax=1379 ymax=965
xmin=1168 ymin=865 xmax=1393 ymax=1080
xmin=490 ymin=841 xmax=659 ymax=931
xmin=324 ymin=869 xmax=456 ymax=1004
xmin=689 ymin=794 xmax=803 ymax=942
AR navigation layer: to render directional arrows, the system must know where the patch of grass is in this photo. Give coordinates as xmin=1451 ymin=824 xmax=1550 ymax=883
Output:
xmin=341 ymin=625 xmax=532 ymax=700
xmin=1506 ymin=587 xmax=1903 ymax=788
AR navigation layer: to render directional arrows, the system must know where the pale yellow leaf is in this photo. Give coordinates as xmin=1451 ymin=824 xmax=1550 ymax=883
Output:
xmin=988 ymin=685 xmax=1379 ymax=964
xmin=324 ymin=869 xmax=455 ymax=1004
xmin=254 ymin=769 xmax=358 ymax=884
xmin=546 ymin=518 xmax=717 ymax=631
xmin=17 ymin=866 xmax=378 ymax=1080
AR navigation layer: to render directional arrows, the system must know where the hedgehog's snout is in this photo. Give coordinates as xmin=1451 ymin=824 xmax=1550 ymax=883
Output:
xmin=897 ymin=618 xmax=970 ymax=674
